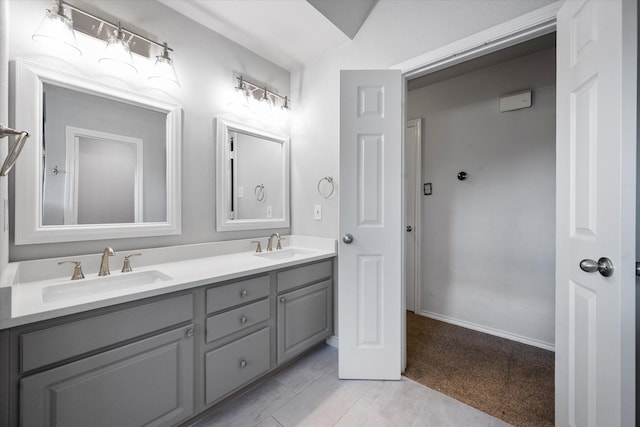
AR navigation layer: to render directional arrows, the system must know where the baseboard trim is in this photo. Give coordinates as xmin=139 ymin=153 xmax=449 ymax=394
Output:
xmin=417 ymin=310 xmax=555 ymax=352
xmin=325 ymin=335 xmax=339 ymax=349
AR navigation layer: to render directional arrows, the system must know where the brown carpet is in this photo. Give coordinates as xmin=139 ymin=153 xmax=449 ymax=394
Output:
xmin=404 ymin=312 xmax=554 ymax=427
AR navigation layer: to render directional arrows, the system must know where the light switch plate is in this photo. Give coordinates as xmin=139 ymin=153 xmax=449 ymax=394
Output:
xmin=314 ymin=204 xmax=322 ymax=220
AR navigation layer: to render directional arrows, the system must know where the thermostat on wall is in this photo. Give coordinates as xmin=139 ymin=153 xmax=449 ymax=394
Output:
xmin=500 ymin=90 xmax=532 ymax=112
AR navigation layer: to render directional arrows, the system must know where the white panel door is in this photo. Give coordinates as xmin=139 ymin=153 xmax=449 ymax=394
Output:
xmin=555 ymin=1 xmax=636 ymax=426
xmin=339 ymin=70 xmax=402 ymax=380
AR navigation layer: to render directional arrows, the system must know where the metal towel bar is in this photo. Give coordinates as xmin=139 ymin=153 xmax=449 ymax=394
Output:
xmin=0 ymin=123 xmax=29 ymax=176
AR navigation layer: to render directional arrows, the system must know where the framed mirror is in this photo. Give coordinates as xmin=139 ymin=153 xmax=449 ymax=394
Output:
xmin=216 ymin=118 xmax=289 ymax=231
xmin=13 ymin=59 xmax=182 ymax=244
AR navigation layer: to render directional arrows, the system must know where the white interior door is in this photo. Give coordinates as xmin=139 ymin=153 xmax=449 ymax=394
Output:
xmin=339 ymin=69 xmax=403 ymax=380
xmin=405 ymin=119 xmax=421 ymax=313
xmin=555 ymin=0 xmax=636 ymax=425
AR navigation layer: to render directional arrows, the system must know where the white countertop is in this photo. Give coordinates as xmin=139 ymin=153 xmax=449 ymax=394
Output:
xmin=0 ymin=235 xmax=337 ymax=329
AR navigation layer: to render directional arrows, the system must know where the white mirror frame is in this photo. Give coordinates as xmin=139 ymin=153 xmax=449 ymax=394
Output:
xmin=215 ymin=117 xmax=290 ymax=231
xmin=13 ymin=59 xmax=182 ymax=244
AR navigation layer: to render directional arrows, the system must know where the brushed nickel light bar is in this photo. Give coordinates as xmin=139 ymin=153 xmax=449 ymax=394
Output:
xmin=33 ymin=0 xmax=180 ymax=86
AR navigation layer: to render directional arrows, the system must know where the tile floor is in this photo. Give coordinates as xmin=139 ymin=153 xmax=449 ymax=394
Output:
xmin=191 ymin=345 xmax=512 ymax=427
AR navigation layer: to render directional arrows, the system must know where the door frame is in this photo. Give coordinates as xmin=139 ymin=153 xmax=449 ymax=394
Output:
xmin=394 ymin=3 xmax=561 ymax=80
xmin=395 ymin=0 xmax=559 ymax=402
xmin=393 ymin=1 xmax=636 ymax=424
xmin=405 ymin=118 xmax=422 ymax=313
xmin=395 ymin=1 xmax=562 ymax=321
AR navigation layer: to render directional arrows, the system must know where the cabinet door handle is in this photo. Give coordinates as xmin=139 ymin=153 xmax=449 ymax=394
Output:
xmin=280 ymin=297 xmax=286 ymax=303
xmin=185 ymin=327 xmax=194 ymax=338
xmin=240 ymin=289 xmax=248 ymax=297
xmin=239 ymin=359 xmax=248 ymax=369
xmin=240 ymin=315 xmax=248 ymax=324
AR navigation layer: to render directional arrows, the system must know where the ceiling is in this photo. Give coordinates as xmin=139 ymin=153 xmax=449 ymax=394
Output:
xmin=408 ymin=32 xmax=557 ymax=91
xmin=158 ymin=0 xmax=378 ymax=71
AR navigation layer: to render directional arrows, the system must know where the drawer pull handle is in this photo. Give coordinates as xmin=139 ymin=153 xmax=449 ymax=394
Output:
xmin=240 ymin=290 xmax=249 ymax=297
xmin=240 ymin=315 xmax=248 ymax=324
xmin=280 ymin=297 xmax=286 ymax=303
xmin=185 ymin=327 xmax=194 ymax=338
xmin=239 ymin=359 xmax=248 ymax=369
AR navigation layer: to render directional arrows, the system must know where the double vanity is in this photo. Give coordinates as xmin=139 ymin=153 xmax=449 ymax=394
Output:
xmin=3 ymin=42 xmax=305 ymax=427
xmin=0 ymin=235 xmax=336 ymax=426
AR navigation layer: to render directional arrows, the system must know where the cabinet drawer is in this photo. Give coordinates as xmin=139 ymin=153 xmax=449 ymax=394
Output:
xmin=21 ymin=325 xmax=194 ymax=427
xmin=206 ymin=275 xmax=270 ymax=313
xmin=277 ymin=260 xmax=331 ymax=293
xmin=21 ymin=293 xmax=193 ymax=373
xmin=206 ymin=298 xmax=270 ymax=343
xmin=205 ymin=327 xmax=270 ymax=405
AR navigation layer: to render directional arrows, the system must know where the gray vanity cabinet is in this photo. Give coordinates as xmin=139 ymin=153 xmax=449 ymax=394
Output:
xmin=0 ymin=257 xmax=335 ymax=427
xmin=21 ymin=325 xmax=194 ymax=427
xmin=277 ymin=261 xmax=332 ymax=364
xmin=7 ymin=293 xmax=195 ymax=427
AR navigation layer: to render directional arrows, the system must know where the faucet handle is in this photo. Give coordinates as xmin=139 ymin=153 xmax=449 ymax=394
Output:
xmin=122 ymin=253 xmax=142 ymax=273
xmin=276 ymin=237 xmax=285 ymax=250
xmin=58 ymin=261 xmax=85 ymax=280
xmin=251 ymin=240 xmax=262 ymax=253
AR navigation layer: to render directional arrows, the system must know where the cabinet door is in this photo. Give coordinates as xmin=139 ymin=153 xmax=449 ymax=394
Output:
xmin=21 ymin=325 xmax=194 ymax=427
xmin=277 ymin=280 xmax=331 ymax=364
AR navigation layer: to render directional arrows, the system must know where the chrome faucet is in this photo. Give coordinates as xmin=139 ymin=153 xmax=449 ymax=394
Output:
xmin=98 ymin=247 xmax=115 ymax=276
xmin=266 ymin=233 xmax=280 ymax=251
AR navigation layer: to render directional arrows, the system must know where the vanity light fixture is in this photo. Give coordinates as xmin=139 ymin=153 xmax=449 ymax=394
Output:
xmin=33 ymin=0 xmax=180 ymax=86
xmin=228 ymin=76 xmax=251 ymax=110
xmin=98 ymin=22 xmax=137 ymax=75
xmin=279 ymin=96 xmax=291 ymax=121
xmin=148 ymin=43 xmax=180 ymax=87
xmin=32 ymin=0 xmax=81 ymax=56
xmin=232 ymin=76 xmax=291 ymax=118
xmin=258 ymin=86 xmax=275 ymax=115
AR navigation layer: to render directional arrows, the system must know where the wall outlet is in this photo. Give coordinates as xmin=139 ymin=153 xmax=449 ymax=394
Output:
xmin=266 ymin=205 xmax=272 ymax=218
xmin=314 ymin=204 xmax=322 ymax=220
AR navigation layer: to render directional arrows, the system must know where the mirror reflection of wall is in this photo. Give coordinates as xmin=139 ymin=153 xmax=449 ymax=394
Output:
xmin=233 ymin=131 xmax=283 ymax=220
xmin=41 ymin=83 xmax=167 ymax=226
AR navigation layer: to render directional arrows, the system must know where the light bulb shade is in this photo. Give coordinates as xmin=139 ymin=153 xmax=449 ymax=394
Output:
xmin=99 ymin=32 xmax=136 ymax=75
xmin=149 ymin=55 xmax=180 ymax=87
xmin=277 ymin=103 xmax=290 ymax=122
xmin=258 ymin=95 xmax=274 ymax=114
xmin=228 ymin=85 xmax=250 ymax=110
xmin=32 ymin=8 xmax=81 ymax=56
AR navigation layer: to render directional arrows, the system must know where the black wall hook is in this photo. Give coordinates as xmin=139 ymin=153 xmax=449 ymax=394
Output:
xmin=457 ymin=171 xmax=468 ymax=181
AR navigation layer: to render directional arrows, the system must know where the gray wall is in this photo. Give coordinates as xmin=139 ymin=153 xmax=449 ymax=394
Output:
xmin=407 ymin=47 xmax=556 ymax=347
xmin=7 ymin=0 xmax=290 ymax=261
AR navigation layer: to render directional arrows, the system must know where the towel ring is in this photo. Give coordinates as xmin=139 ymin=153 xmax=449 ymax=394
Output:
xmin=317 ymin=176 xmax=335 ymax=199
xmin=254 ymin=184 xmax=265 ymax=202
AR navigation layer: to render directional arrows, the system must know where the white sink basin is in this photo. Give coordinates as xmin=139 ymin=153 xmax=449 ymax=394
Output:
xmin=42 ymin=270 xmax=173 ymax=303
xmin=254 ymin=248 xmax=313 ymax=260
